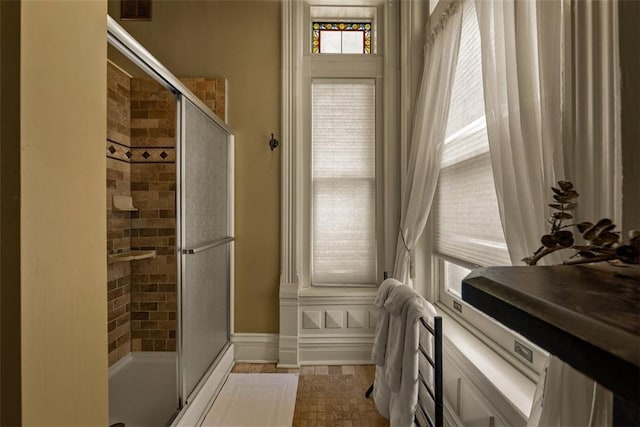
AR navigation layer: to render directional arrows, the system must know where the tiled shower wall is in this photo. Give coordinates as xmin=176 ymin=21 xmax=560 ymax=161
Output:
xmin=107 ymin=62 xmax=132 ymax=366
xmin=106 ymin=63 xmax=226 ymax=364
xmin=129 ymin=78 xmax=178 ymax=353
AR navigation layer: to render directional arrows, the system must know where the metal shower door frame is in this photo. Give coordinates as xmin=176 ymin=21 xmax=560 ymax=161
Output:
xmin=107 ymin=15 xmax=235 ymax=415
xmin=176 ymin=95 xmax=234 ymax=408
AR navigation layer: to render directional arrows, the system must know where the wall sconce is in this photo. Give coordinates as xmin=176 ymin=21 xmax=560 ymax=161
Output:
xmin=269 ymin=133 xmax=279 ymax=151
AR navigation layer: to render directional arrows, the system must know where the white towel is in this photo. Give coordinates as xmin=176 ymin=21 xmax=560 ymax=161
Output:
xmin=372 ymin=278 xmax=403 ymax=366
xmin=383 ymin=285 xmax=420 ymax=392
xmin=373 ymin=284 xmax=438 ymax=427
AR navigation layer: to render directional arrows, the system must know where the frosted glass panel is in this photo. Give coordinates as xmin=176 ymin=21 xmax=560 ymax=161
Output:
xmin=320 ymin=31 xmax=341 ymax=53
xmin=182 ymin=244 xmax=229 ymax=398
xmin=180 ymin=98 xmax=232 ymax=403
xmin=184 ymin=101 xmax=229 ymax=245
xmin=342 ymin=31 xmax=363 ymax=53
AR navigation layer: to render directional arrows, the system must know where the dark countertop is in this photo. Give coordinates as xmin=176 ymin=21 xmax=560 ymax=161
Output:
xmin=461 ymin=264 xmax=640 ymax=403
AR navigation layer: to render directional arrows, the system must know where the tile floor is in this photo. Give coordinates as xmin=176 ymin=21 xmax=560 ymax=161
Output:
xmin=231 ymin=363 xmax=389 ymax=427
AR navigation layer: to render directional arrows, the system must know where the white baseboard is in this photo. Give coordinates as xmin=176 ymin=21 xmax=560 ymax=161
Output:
xmin=232 ymin=333 xmax=279 ymax=362
xmin=231 ymin=333 xmax=375 ymax=365
xmin=299 ymin=335 xmax=374 ymax=365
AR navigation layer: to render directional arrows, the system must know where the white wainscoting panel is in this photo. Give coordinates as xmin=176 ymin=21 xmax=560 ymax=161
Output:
xmin=347 ymin=310 xmax=367 ymax=328
xmin=325 ymin=310 xmax=345 ymax=329
xmin=302 ymin=310 xmax=322 ymax=329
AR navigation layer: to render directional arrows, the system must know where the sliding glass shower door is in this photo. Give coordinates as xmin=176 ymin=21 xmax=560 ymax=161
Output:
xmin=178 ymin=98 xmax=233 ymax=405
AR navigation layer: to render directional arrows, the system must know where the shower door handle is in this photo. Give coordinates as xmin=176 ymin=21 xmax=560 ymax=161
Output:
xmin=183 ymin=237 xmax=234 ymax=254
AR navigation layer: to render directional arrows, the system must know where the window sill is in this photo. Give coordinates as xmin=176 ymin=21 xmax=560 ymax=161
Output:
xmin=299 ymin=286 xmax=377 ymax=298
xmin=439 ymin=308 xmax=537 ymax=421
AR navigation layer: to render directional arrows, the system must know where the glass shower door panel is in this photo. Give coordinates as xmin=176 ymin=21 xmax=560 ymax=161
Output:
xmin=182 ymin=245 xmax=229 ymax=398
xmin=184 ymin=101 xmax=229 ymax=246
xmin=180 ymin=99 xmax=232 ymax=401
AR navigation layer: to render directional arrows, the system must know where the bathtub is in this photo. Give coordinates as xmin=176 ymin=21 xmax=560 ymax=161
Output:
xmin=109 ymin=352 xmax=178 ymax=427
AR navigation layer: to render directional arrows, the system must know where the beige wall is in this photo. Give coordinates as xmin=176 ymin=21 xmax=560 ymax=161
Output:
xmin=21 ymin=1 xmax=108 ymax=425
xmin=108 ymin=0 xmax=282 ymax=333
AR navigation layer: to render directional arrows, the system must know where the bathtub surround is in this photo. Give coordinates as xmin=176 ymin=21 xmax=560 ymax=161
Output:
xmin=107 ymin=63 xmax=133 ymax=365
xmin=106 ymin=63 xmax=227 ymax=365
xmin=108 ymin=352 xmax=178 ymax=426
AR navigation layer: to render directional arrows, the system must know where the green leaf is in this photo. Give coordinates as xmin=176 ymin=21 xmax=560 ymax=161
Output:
xmin=573 ymin=245 xmax=592 ymax=251
xmin=558 ymin=181 xmax=574 ymax=191
xmin=563 ymin=190 xmax=579 ymax=199
xmin=578 ymin=250 xmax=596 ymax=258
xmin=552 ymin=212 xmax=573 ymax=220
xmin=583 ymin=224 xmax=599 ymax=241
xmin=598 ymin=231 xmax=620 ymax=244
xmin=554 ymin=230 xmax=574 ymax=247
xmin=548 ymin=202 xmax=577 ymax=210
xmin=576 ymin=222 xmax=593 ymax=233
xmin=553 ymin=194 xmax=577 ymax=203
xmin=595 ymin=218 xmax=613 ymax=229
xmin=541 ymin=234 xmax=557 ymax=248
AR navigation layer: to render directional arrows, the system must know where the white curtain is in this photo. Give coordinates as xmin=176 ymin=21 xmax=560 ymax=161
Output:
xmin=476 ymin=0 xmax=618 ymax=425
xmin=392 ymin=0 xmax=464 ymax=283
xmin=566 ymin=0 xmax=623 ymax=227
xmin=474 ymin=0 xmax=560 ymax=266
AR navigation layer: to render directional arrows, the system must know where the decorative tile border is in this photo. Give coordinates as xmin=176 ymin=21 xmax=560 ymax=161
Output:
xmin=107 ymin=139 xmax=175 ymax=163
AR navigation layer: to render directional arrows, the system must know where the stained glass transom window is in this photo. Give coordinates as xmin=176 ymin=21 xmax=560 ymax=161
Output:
xmin=312 ymin=22 xmax=372 ymax=54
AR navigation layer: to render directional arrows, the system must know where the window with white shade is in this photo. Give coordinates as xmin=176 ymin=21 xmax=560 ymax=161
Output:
xmin=312 ymin=80 xmax=377 ymax=285
xmin=433 ymin=0 xmax=509 ymax=298
xmin=301 ymin=4 xmax=387 ymax=289
xmin=430 ymin=2 xmax=546 ymax=377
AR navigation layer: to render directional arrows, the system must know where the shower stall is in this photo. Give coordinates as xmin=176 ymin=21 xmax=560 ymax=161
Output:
xmin=107 ymin=17 xmax=234 ymax=426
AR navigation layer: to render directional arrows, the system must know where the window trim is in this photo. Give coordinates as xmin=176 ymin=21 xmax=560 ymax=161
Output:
xmin=278 ymin=0 xmax=400 ymax=367
xmin=299 ymin=3 xmax=388 ymax=290
xmin=308 ymin=5 xmax=379 ymax=55
xmin=431 ymin=235 xmax=547 ymax=381
xmin=423 ymin=0 xmax=546 ymax=379
xmin=312 ymin=22 xmax=372 ymax=54
xmin=310 ymin=77 xmax=379 ymax=287
xmin=304 ymin=64 xmax=385 ymax=289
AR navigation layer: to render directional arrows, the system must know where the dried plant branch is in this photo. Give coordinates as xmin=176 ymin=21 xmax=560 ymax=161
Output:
xmin=522 ymin=181 xmax=639 ymax=266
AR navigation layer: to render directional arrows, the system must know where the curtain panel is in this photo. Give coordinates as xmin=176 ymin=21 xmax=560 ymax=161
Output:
xmin=392 ymin=0 xmax=464 ymax=283
xmin=475 ymin=0 xmax=619 ymax=425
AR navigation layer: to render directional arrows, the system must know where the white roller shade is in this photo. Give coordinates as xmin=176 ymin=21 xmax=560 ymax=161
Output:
xmin=434 ymin=1 xmax=510 ymax=268
xmin=312 ymin=80 xmax=376 ymax=285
